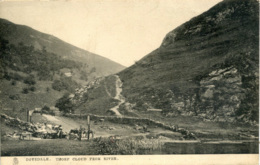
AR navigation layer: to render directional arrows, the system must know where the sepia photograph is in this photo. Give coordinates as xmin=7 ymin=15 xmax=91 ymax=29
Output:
xmin=0 ymin=0 xmax=259 ymax=164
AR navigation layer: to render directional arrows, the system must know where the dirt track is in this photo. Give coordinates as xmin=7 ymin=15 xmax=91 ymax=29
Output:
xmin=42 ymin=114 xmax=181 ymax=139
xmin=42 ymin=114 xmax=81 ymax=132
xmin=41 ymin=114 xmax=137 ymax=137
xmin=109 ymin=75 xmax=124 ymax=116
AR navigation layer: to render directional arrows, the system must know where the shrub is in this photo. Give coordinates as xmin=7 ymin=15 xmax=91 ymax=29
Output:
xmin=90 ymin=67 xmax=96 ymax=73
xmin=11 ymin=80 xmax=17 ymax=86
xmin=55 ymin=93 xmax=74 ymax=114
xmin=52 ymin=80 xmax=64 ymax=91
xmin=42 ymin=105 xmax=50 ymax=112
xmin=3 ymin=72 xmax=11 ymax=81
xmin=24 ymin=76 xmax=36 ymax=85
xmin=29 ymin=86 xmax=36 ymax=92
xmin=11 ymin=73 xmax=24 ymax=81
xmin=22 ymin=88 xmax=29 ymax=94
xmin=9 ymin=94 xmax=20 ymax=100
xmin=52 ymin=77 xmax=79 ymax=92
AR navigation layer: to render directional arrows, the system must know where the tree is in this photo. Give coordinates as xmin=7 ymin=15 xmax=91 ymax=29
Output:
xmin=22 ymin=88 xmax=29 ymax=94
xmin=30 ymin=86 xmax=36 ymax=92
xmin=42 ymin=105 xmax=50 ymax=112
xmin=55 ymin=93 xmax=74 ymax=114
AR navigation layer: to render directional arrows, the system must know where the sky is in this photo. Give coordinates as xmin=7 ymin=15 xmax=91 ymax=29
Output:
xmin=0 ymin=0 xmax=222 ymax=66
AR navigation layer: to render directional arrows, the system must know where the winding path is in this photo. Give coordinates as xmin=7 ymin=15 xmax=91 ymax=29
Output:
xmin=109 ymin=75 xmax=124 ymax=117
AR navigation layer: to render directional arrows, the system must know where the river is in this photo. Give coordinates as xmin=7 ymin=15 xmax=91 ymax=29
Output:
xmin=139 ymin=141 xmax=258 ymax=154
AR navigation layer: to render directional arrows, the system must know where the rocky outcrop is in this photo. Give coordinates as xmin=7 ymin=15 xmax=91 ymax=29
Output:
xmin=197 ymin=67 xmax=243 ymax=122
xmin=137 ymin=64 xmax=257 ymax=125
xmin=70 ymin=77 xmax=104 ymax=104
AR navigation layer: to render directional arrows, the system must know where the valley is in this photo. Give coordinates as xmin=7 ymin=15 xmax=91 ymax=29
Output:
xmin=0 ymin=0 xmax=259 ymax=156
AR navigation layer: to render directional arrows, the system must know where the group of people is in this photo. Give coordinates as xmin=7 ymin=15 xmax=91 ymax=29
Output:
xmin=27 ymin=123 xmax=64 ymax=139
xmin=2 ymin=114 xmax=65 ymax=139
xmin=68 ymin=127 xmax=94 ymax=140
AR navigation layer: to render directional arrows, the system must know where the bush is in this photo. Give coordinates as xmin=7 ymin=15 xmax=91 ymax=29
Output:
xmin=42 ymin=105 xmax=50 ymax=111
xmin=3 ymin=72 xmax=24 ymax=81
xmin=29 ymin=86 xmax=36 ymax=92
xmin=52 ymin=80 xmax=64 ymax=91
xmin=9 ymin=94 xmax=20 ymax=100
xmin=24 ymin=76 xmax=36 ymax=85
xmin=11 ymin=80 xmax=17 ymax=86
xmin=11 ymin=73 xmax=24 ymax=81
xmin=55 ymin=93 xmax=74 ymax=114
xmin=41 ymin=105 xmax=56 ymax=116
xmin=3 ymin=72 xmax=11 ymax=81
xmin=52 ymin=77 xmax=79 ymax=92
xmin=22 ymin=88 xmax=29 ymax=94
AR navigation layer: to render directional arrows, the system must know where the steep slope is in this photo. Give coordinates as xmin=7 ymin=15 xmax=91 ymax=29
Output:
xmin=0 ymin=19 xmax=125 ymax=117
xmin=65 ymin=0 xmax=258 ymax=124
xmin=0 ymin=19 xmax=125 ymax=77
xmin=118 ymin=0 xmax=259 ymax=123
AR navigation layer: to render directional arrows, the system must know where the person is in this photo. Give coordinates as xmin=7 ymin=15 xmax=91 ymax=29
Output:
xmin=56 ymin=125 xmax=63 ymax=138
xmin=59 ymin=125 xmax=63 ymax=138
xmin=79 ymin=127 xmax=82 ymax=141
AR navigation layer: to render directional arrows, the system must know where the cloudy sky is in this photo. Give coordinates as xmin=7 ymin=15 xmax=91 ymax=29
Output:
xmin=0 ymin=0 xmax=222 ymax=66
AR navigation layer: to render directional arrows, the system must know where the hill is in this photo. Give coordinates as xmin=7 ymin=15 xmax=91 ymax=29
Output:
xmin=118 ymin=0 xmax=259 ymax=123
xmin=64 ymin=0 xmax=259 ymax=124
xmin=0 ymin=19 xmax=125 ymax=77
xmin=0 ymin=19 xmax=125 ymax=116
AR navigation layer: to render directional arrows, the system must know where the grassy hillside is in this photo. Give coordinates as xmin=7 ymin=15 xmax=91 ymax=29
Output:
xmin=0 ymin=19 xmax=125 ymax=77
xmin=63 ymin=0 xmax=259 ymax=124
xmin=118 ymin=0 xmax=259 ymax=123
xmin=0 ymin=39 xmax=79 ymax=113
xmin=0 ymin=19 xmax=125 ymax=117
xmin=55 ymin=76 xmax=119 ymax=115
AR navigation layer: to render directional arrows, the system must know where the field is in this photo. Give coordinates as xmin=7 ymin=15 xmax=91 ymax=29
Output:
xmin=1 ymin=139 xmax=97 ymax=156
xmin=1 ymin=113 xmax=258 ymax=156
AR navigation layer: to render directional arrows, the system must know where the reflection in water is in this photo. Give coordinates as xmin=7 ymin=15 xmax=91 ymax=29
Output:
xmin=139 ymin=142 xmax=258 ymax=154
xmin=163 ymin=142 xmax=258 ymax=154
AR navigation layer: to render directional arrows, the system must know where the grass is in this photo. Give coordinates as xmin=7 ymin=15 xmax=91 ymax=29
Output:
xmin=95 ymin=137 xmax=163 ymax=155
xmin=1 ymin=120 xmax=19 ymax=138
xmin=130 ymin=110 xmax=258 ymax=140
xmin=1 ymin=136 xmax=163 ymax=156
xmin=1 ymin=139 xmax=98 ymax=156
xmin=0 ymin=79 xmax=65 ymax=120
xmin=73 ymin=77 xmax=119 ymax=115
